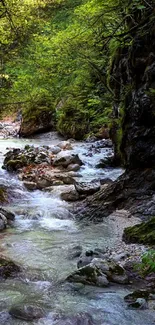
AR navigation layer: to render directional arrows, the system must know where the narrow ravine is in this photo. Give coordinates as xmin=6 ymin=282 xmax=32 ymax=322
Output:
xmin=0 ymin=133 xmax=154 ymax=325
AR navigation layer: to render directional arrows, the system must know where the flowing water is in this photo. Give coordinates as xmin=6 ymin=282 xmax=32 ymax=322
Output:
xmin=0 ymin=134 xmax=154 ymax=324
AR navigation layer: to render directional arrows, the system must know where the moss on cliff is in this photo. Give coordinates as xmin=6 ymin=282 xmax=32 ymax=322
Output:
xmin=123 ymin=217 xmax=155 ymax=245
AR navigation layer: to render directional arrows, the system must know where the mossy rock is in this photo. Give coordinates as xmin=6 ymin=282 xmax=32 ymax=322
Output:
xmin=123 ymin=217 xmax=155 ymax=245
xmin=0 ymin=187 xmax=7 ymax=203
xmin=0 ymin=256 xmax=21 ymax=278
xmin=6 ymin=159 xmax=26 ymax=172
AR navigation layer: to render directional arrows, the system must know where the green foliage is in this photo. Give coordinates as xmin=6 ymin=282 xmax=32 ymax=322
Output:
xmin=0 ymin=0 xmax=151 ymax=137
xmin=137 ymin=250 xmax=155 ymax=276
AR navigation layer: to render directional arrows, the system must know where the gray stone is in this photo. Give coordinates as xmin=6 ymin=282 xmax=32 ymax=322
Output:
xmin=23 ymin=181 xmax=37 ymax=191
xmin=9 ymin=304 xmax=45 ymax=321
xmin=53 ymin=153 xmax=82 ymax=168
xmin=75 ymin=180 xmax=100 ymax=195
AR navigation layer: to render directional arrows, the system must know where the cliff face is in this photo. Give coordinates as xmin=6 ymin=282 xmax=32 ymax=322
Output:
xmin=75 ymin=6 xmax=155 ymax=222
xmin=111 ymin=9 xmax=155 ymax=169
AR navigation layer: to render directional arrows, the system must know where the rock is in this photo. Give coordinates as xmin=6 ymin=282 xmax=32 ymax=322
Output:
xmin=67 ymin=256 xmax=128 ymax=287
xmin=57 ymin=141 xmax=73 ymax=150
xmin=53 ymin=153 xmax=82 ymax=168
xmin=0 ymin=212 xmax=7 ymax=226
xmin=96 ymin=126 xmax=110 ymax=139
xmin=96 ymin=156 xmax=115 ymax=168
xmin=36 ymin=178 xmax=52 ymax=189
xmin=51 ymin=146 xmax=61 ymax=154
xmin=19 ymin=110 xmax=55 ymax=137
xmin=123 ymin=217 xmax=155 ymax=244
xmin=75 ymin=180 xmax=100 ymax=196
xmin=61 ymin=186 xmax=79 ymax=201
xmin=54 ymin=313 xmax=95 ymax=325
xmin=66 ymin=263 xmax=109 ymax=287
xmin=100 ymin=178 xmax=113 ymax=185
xmin=67 ymin=245 xmax=83 ymax=259
xmin=93 ymin=139 xmax=113 ymax=149
xmin=0 ymin=207 xmax=15 ymax=222
xmin=67 ymin=164 xmax=80 ymax=172
xmin=3 ymin=146 xmax=51 ymax=172
xmin=124 ymin=290 xmax=150 ymax=303
xmin=23 ymin=181 xmax=37 ymax=191
xmin=0 ymin=217 xmax=6 ymax=230
xmin=77 ymin=249 xmax=106 ymax=268
xmin=111 ymin=252 xmax=129 ymax=263
xmin=9 ymin=304 xmax=45 ymax=321
xmin=90 ymin=258 xmax=129 ymax=284
xmin=0 ymin=256 xmax=21 ymax=278
xmin=85 ymin=135 xmax=98 ymax=143
xmin=128 ymin=298 xmax=148 ymax=310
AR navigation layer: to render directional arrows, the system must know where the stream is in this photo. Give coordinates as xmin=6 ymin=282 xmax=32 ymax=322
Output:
xmin=0 ymin=133 xmax=154 ymax=325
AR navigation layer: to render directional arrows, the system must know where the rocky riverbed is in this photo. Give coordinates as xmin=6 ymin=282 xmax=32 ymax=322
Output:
xmin=0 ymin=124 xmax=155 ymax=324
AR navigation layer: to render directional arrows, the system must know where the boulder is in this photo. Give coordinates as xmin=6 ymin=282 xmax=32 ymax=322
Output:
xmin=67 ymin=257 xmax=128 ymax=287
xmin=0 ymin=256 xmax=20 ymax=278
xmin=60 ymin=185 xmax=80 ymax=201
xmin=123 ymin=217 xmax=155 ymax=244
xmin=77 ymin=249 xmax=106 ymax=268
xmin=9 ymin=304 xmax=45 ymax=321
xmin=57 ymin=141 xmax=73 ymax=150
xmin=54 ymin=313 xmax=95 ymax=325
xmin=66 ymin=263 xmax=109 ymax=287
xmin=19 ymin=110 xmax=55 ymax=137
xmin=0 ymin=207 xmax=15 ymax=221
xmin=67 ymin=164 xmax=80 ymax=172
xmin=0 ymin=208 xmax=15 ymax=229
xmin=53 ymin=153 xmax=82 ymax=168
xmin=67 ymin=245 xmax=83 ymax=260
xmin=3 ymin=146 xmax=51 ymax=172
xmin=75 ymin=180 xmax=100 ymax=195
xmin=23 ymin=181 xmax=37 ymax=191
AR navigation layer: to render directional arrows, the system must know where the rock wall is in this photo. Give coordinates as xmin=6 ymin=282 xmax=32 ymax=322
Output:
xmin=111 ymin=6 xmax=155 ymax=169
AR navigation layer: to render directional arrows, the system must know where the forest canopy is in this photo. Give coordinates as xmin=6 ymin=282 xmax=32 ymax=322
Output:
xmin=0 ymin=0 xmax=152 ymax=138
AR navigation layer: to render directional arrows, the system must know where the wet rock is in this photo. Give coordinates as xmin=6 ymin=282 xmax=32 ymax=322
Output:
xmin=75 ymin=180 xmax=100 ymax=196
xmin=37 ymin=178 xmax=52 ymax=190
xmin=60 ymin=185 xmax=79 ymax=202
xmin=66 ymin=263 xmax=109 ymax=287
xmin=51 ymin=146 xmax=61 ymax=155
xmin=67 ymin=257 xmax=128 ymax=287
xmin=85 ymin=135 xmax=98 ymax=143
xmin=128 ymin=298 xmax=148 ymax=310
xmin=90 ymin=258 xmax=129 ymax=284
xmin=67 ymin=245 xmax=83 ymax=259
xmin=9 ymin=304 xmax=45 ymax=321
xmin=0 ymin=207 xmax=15 ymax=225
xmin=67 ymin=164 xmax=80 ymax=172
xmin=55 ymin=312 xmax=95 ymax=325
xmin=96 ymin=156 xmax=115 ymax=168
xmin=77 ymin=249 xmax=106 ymax=268
xmin=23 ymin=181 xmax=37 ymax=191
xmin=93 ymin=139 xmax=113 ymax=149
xmin=0 ymin=213 xmax=7 ymax=230
xmin=124 ymin=290 xmax=150 ymax=303
xmin=57 ymin=141 xmax=73 ymax=150
xmin=100 ymin=178 xmax=113 ymax=185
xmin=53 ymin=153 xmax=82 ymax=168
xmin=0 ymin=256 xmax=21 ymax=278
xmin=3 ymin=146 xmax=51 ymax=172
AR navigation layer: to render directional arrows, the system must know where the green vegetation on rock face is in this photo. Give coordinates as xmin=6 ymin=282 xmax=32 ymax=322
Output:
xmin=0 ymin=0 xmax=153 ymax=138
xmin=123 ymin=217 xmax=155 ymax=245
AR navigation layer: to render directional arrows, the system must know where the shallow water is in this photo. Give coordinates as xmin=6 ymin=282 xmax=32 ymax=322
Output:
xmin=0 ymin=134 xmax=154 ymax=325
